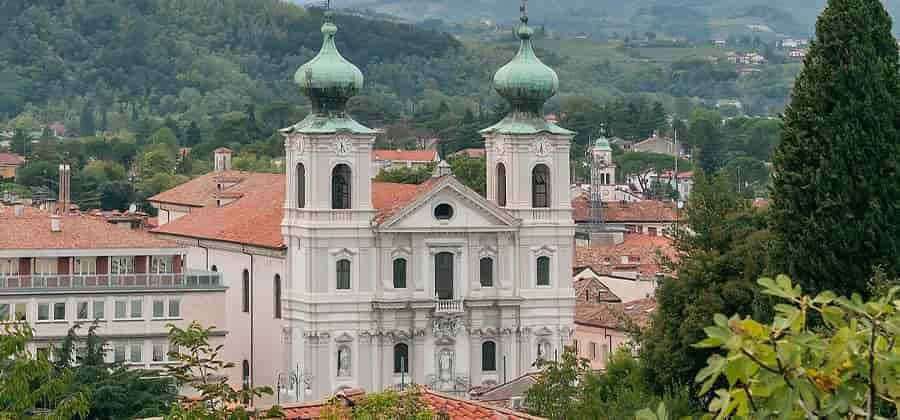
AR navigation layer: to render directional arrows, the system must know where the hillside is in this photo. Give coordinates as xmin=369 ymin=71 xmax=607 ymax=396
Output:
xmin=331 ymin=0 xmax=899 ymax=38
xmin=0 ymin=0 xmax=462 ymax=122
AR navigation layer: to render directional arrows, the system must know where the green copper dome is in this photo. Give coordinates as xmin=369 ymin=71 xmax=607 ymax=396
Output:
xmin=294 ymin=14 xmax=363 ymax=115
xmin=492 ymin=16 xmax=559 ymax=114
xmin=593 ymin=136 xmax=611 ymax=151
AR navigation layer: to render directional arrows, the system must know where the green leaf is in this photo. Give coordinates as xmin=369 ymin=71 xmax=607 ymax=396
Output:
xmin=813 ymin=290 xmax=837 ymax=305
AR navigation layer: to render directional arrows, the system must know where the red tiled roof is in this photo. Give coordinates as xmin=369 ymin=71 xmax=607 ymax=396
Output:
xmin=574 ymin=234 xmax=675 ymax=278
xmin=151 ymin=173 xmax=286 ymax=249
xmin=372 ymin=149 xmax=438 ymax=162
xmin=0 ymin=205 xmax=179 ymax=251
xmin=0 ymin=153 xmax=25 ymax=166
xmin=148 ymin=170 xmax=250 ymax=207
xmin=279 ymin=388 xmax=542 ymax=420
xmin=573 ymin=277 xmax=621 ymax=303
xmin=372 ymin=176 xmax=445 ymax=224
xmin=572 ymin=195 xmax=680 ymax=223
xmin=150 ymin=171 xmax=445 ymax=248
xmin=213 ymin=147 xmax=233 ymax=153
xmin=451 ymin=148 xmax=486 ymax=159
xmin=576 ymin=298 xmax=657 ymax=329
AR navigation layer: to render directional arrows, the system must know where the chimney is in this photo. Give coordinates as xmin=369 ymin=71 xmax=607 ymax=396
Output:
xmin=213 ymin=148 xmax=233 ymax=172
xmin=13 ymin=203 xmax=24 ymax=217
xmin=50 ymin=214 xmax=61 ymax=232
xmin=58 ymin=164 xmax=71 ymax=212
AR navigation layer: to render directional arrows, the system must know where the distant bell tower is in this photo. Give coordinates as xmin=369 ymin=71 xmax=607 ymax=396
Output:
xmin=590 ymin=129 xmax=615 ymax=203
xmin=481 ymin=0 xmax=575 ymax=224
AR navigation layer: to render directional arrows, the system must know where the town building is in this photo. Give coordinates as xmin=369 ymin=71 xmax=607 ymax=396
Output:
xmin=151 ymin=5 xmax=576 ymax=405
xmin=572 ymin=197 xmax=681 ymax=237
xmin=631 ymin=133 xmax=682 ymax=157
xmin=0 ymin=152 xmax=25 ymax=179
xmin=371 ymin=149 xmax=440 ymax=174
xmin=0 ymin=203 xmax=223 ymax=368
xmin=573 ymin=297 xmax=655 ymax=370
xmin=450 ymin=148 xmax=486 ymax=159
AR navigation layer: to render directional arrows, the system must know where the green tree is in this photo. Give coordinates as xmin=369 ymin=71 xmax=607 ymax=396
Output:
xmin=320 ymin=388 xmax=436 ymax=420
xmin=723 ymin=157 xmax=769 ymax=198
xmin=640 ymin=171 xmax=771 ymax=398
xmin=689 ymin=110 xmax=725 ymax=174
xmin=80 ymin=103 xmax=95 ymax=136
xmin=616 ymin=151 xmax=690 ymax=196
xmin=448 ymin=156 xmax=486 ymax=196
xmin=374 ymin=165 xmax=434 ymax=185
xmin=693 ymin=275 xmax=899 ymax=419
xmin=0 ymin=324 xmax=89 ymax=419
xmin=524 ymin=347 xmax=591 ymax=420
xmin=138 ymin=143 xmax=176 ymax=178
xmin=164 ymin=321 xmax=282 ymax=420
xmin=769 ymin=0 xmax=900 ymax=298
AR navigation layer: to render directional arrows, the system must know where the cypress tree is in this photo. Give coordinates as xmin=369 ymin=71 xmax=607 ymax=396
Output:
xmin=770 ymin=0 xmax=900 ymax=297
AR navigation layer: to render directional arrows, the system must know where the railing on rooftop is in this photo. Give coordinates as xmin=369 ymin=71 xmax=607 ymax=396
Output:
xmin=434 ymin=298 xmax=464 ymax=313
xmin=0 ymin=271 xmax=222 ymax=291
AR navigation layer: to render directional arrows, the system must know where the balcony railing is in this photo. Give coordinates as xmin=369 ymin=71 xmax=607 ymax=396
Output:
xmin=434 ymin=298 xmax=464 ymax=313
xmin=0 ymin=271 xmax=222 ymax=291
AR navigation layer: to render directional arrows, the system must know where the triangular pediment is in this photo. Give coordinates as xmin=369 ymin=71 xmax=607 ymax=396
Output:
xmin=378 ymin=177 xmax=518 ymax=231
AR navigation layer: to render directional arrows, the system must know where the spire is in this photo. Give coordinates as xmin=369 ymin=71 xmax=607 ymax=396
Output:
xmin=480 ymin=1 xmax=572 ymax=136
xmin=294 ymin=4 xmax=363 ymax=116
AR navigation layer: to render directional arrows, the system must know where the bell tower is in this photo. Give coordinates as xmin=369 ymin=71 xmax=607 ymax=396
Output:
xmin=280 ymin=8 xmax=376 ymax=223
xmin=482 ymin=1 xmax=575 ymax=224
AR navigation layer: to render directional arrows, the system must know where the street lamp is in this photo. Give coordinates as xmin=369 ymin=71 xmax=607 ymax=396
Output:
xmin=275 ymin=364 xmax=313 ymax=404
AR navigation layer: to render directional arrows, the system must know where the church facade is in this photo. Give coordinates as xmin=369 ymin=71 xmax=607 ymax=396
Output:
xmin=279 ymin=8 xmax=576 ymax=400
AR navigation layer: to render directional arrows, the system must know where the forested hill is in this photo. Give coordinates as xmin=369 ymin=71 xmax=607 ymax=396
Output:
xmin=0 ymin=0 xmax=462 ymax=121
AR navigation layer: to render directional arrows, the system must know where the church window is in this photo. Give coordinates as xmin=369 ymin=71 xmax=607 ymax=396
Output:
xmin=496 ymin=163 xmax=507 ymax=207
xmin=393 ymin=343 xmax=409 ymax=374
xmin=482 ymin=341 xmax=497 ymax=372
xmin=434 ymin=252 xmax=454 ymax=299
xmin=337 ymin=346 xmax=351 ymax=377
xmin=242 ymin=360 xmax=250 ymax=387
xmin=537 ymin=256 xmax=551 ymax=286
xmin=332 ymin=164 xmax=352 ymax=209
xmin=479 ymin=257 xmax=493 ymax=287
xmin=336 ymin=259 xmax=351 ymax=290
xmin=296 ymin=163 xmax=306 ymax=208
xmin=242 ymin=269 xmax=250 ymax=313
xmin=532 ymin=164 xmax=550 ymax=208
xmin=274 ymin=274 xmax=282 ymax=319
xmin=393 ymin=258 xmax=407 ymax=289
xmin=434 ymin=203 xmax=454 ymax=220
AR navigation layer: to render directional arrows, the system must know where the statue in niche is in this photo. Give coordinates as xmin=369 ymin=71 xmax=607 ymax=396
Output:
xmin=337 ymin=347 xmax=351 ymax=377
xmin=438 ymin=349 xmax=453 ymax=380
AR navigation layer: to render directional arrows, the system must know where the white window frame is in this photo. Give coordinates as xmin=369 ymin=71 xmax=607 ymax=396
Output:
xmin=37 ymin=302 xmax=51 ymax=321
xmin=92 ymin=300 xmax=105 ymax=320
xmin=477 ymin=246 xmax=498 ymax=289
xmin=76 ymin=301 xmax=90 ymax=320
xmin=113 ymin=343 xmax=127 ymax=363
xmin=73 ymin=257 xmax=97 ymax=275
xmin=128 ymin=342 xmax=143 ymax=364
xmin=168 ymin=298 xmax=180 ymax=318
xmin=150 ymin=256 xmax=172 ymax=274
xmin=531 ymin=246 xmax=557 ymax=288
xmin=53 ymin=301 xmax=66 ymax=320
xmin=151 ymin=341 xmax=166 ymax=363
xmin=329 ymin=248 xmax=357 ymax=293
xmin=152 ymin=299 xmax=165 ymax=319
xmin=130 ymin=298 xmax=142 ymax=319
xmin=110 ymin=256 xmax=135 ymax=275
xmin=114 ymin=300 xmax=128 ymax=319
xmin=0 ymin=258 xmax=17 ymax=276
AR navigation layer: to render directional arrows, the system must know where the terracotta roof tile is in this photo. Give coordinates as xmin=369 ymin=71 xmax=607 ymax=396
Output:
xmin=0 ymin=153 xmax=25 ymax=166
xmin=0 ymin=206 xmax=179 ymax=251
xmin=576 ymin=298 xmax=657 ymax=329
xmin=372 ymin=149 xmax=438 ymax=162
xmin=150 ymin=171 xmax=445 ymax=248
xmin=574 ymin=234 xmax=675 ymax=278
xmin=572 ymin=195 xmax=680 ymax=223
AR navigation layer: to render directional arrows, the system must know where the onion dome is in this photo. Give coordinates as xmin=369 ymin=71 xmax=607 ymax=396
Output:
xmin=294 ymin=11 xmax=363 ymax=115
xmin=592 ymin=136 xmax=611 ymax=152
xmin=492 ymin=14 xmax=559 ymax=115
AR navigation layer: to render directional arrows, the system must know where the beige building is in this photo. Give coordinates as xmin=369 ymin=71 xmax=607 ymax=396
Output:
xmin=573 ymin=298 xmax=655 ymax=370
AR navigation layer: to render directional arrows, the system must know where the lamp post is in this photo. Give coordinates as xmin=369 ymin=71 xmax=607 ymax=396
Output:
xmin=275 ymin=364 xmax=313 ymax=404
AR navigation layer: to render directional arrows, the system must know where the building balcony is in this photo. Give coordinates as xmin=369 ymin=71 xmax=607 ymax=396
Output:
xmin=0 ymin=270 xmax=222 ymax=293
xmin=434 ymin=298 xmax=464 ymax=314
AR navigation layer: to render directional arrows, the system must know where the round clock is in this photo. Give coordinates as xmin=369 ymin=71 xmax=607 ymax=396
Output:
xmin=334 ymin=136 xmax=352 ymax=156
xmin=534 ymin=137 xmax=552 ymax=157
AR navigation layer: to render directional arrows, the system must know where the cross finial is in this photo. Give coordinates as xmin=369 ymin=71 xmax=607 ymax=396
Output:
xmin=520 ymin=0 xmax=528 ymax=24
xmin=599 ymin=122 xmax=606 ymax=136
xmin=323 ymin=0 xmax=333 ymax=22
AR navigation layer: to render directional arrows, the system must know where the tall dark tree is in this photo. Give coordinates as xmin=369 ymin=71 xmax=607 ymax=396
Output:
xmin=769 ymin=0 xmax=900 ymax=297
xmin=79 ymin=103 xmax=95 ymax=136
xmin=186 ymin=121 xmax=202 ymax=147
xmin=689 ymin=110 xmax=725 ymax=174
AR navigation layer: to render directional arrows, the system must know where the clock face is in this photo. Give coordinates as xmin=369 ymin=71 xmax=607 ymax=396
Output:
xmin=334 ymin=136 xmax=352 ymax=155
xmin=534 ymin=137 xmax=552 ymax=157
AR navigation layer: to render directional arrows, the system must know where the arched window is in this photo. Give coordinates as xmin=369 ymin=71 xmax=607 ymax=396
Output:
xmin=332 ymin=164 xmax=352 ymax=209
xmin=242 ymin=269 xmax=250 ymax=312
xmin=336 ymin=259 xmax=351 ymax=290
xmin=496 ymin=163 xmax=507 ymax=207
xmin=482 ymin=341 xmax=497 ymax=372
xmin=536 ymin=256 xmax=550 ymax=286
xmin=273 ymin=274 xmax=282 ymax=319
xmin=242 ymin=359 xmax=250 ymax=387
xmin=296 ymin=163 xmax=306 ymax=208
xmin=393 ymin=258 xmax=407 ymax=289
xmin=434 ymin=252 xmax=454 ymax=300
xmin=479 ymin=257 xmax=493 ymax=287
xmin=532 ymin=164 xmax=550 ymax=208
xmin=393 ymin=343 xmax=409 ymax=374
xmin=337 ymin=346 xmax=351 ymax=377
